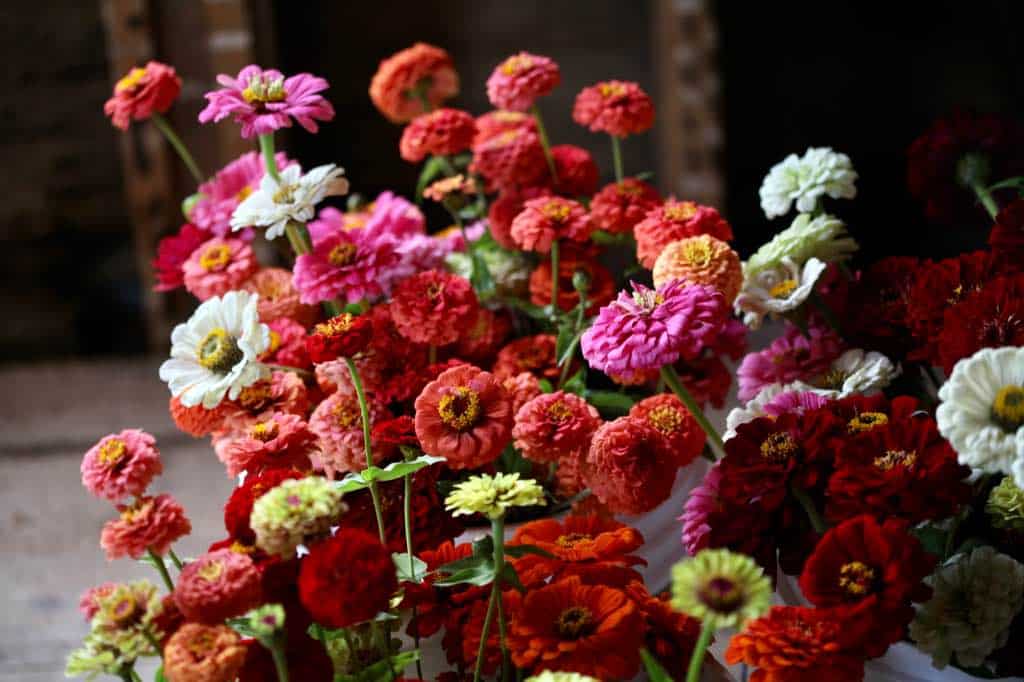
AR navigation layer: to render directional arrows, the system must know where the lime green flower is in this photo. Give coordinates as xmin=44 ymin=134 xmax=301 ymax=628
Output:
xmin=65 ymin=635 xmax=124 ymax=679
xmin=246 ymin=603 xmax=286 ymax=639
xmin=671 ymin=548 xmax=771 ymax=629
xmin=445 ymin=472 xmax=545 ymax=519
xmin=745 ymin=213 xmax=857 ymax=276
xmin=67 ymin=580 xmax=164 ymax=679
xmin=526 ymin=672 xmax=601 ymax=682
xmin=250 ymin=476 xmax=346 ymax=557
xmin=987 ymin=476 xmax=1024 ymax=532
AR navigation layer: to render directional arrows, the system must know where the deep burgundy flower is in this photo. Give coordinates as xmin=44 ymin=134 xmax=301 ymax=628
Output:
xmin=937 ymin=273 xmax=1024 ymax=373
xmin=990 ymin=198 xmax=1024 ymax=264
xmin=550 ymin=144 xmax=599 ymax=196
xmin=845 ymin=256 xmax=920 ymax=359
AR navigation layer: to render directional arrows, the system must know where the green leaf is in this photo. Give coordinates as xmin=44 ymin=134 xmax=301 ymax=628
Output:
xmin=392 ymin=553 xmax=428 ymax=583
xmin=308 ymin=623 xmax=347 ymax=642
xmin=555 ymin=320 xmax=584 ymax=368
xmin=640 ymin=648 xmax=673 ymax=682
xmin=590 ymin=230 xmax=621 ymax=245
xmin=433 ymin=559 xmax=496 ymax=587
xmin=634 ymin=170 xmax=655 ymax=181
xmin=498 ymin=443 xmax=534 ymax=476
xmin=500 ymin=562 xmax=526 ymax=593
xmin=504 ymin=544 xmax=555 ymax=559
xmin=137 ymin=555 xmax=160 ymax=570
xmin=334 ymin=473 xmax=371 ymax=495
xmin=472 ymin=535 xmax=495 ymax=558
xmin=562 ymin=368 xmax=586 ymax=396
xmin=586 ymin=389 xmax=636 ymax=414
xmin=154 ymin=665 xmax=168 ymax=682
xmin=470 ymin=248 xmax=496 ymax=298
xmin=987 ymin=176 xmax=1024 ymax=192
xmin=537 ymin=378 xmax=554 ymax=393
xmin=362 ymin=455 xmax=447 ymax=484
xmin=335 ymin=650 xmax=421 ymax=682
xmin=415 ymin=156 xmax=448 ymax=202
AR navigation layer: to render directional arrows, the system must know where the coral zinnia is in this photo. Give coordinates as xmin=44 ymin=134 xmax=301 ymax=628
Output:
xmin=634 ymin=200 xmax=734 ymax=269
xmin=390 ymin=270 xmax=479 ymax=346
xmin=414 ymin=364 xmax=513 ymax=469
xmin=486 ymin=52 xmax=561 ymax=111
xmin=104 ymin=61 xmax=181 ymax=130
xmin=589 ymin=178 xmax=662 ymax=235
xmin=488 ymin=185 xmax=552 ymax=249
xmin=182 ymin=237 xmax=258 ymax=301
xmin=572 ymin=80 xmax=654 ymax=137
xmin=511 ymin=196 xmax=593 ymax=253
xmin=399 ymin=108 xmax=476 ymax=162
xmin=369 ymin=43 xmax=459 ymax=123
xmin=153 ymin=224 xmax=206 ymax=292
xmin=506 ymin=576 xmax=644 ymax=679
xmin=174 ymin=548 xmax=262 ymax=624
xmin=551 ymin=144 xmax=599 ymax=196
xmin=512 ymin=514 xmax=644 ymax=564
xmin=581 ymin=280 xmax=728 ymax=382
xmin=583 ymin=417 xmax=677 ymax=514
xmin=217 ymin=412 xmax=315 ymax=478
xmin=292 ymin=215 xmax=399 ymax=305
xmin=298 ymin=528 xmax=397 ymax=628
xmin=163 ymin=623 xmax=246 ymax=682
xmin=512 ymin=391 xmax=601 ymax=464
xmin=652 ymin=235 xmax=743 ymax=303
xmin=241 ymin=267 xmax=317 ymax=326
xmin=628 ymin=393 xmax=705 ymax=467
xmin=100 ymin=494 xmax=191 ymax=560
xmin=308 ymin=389 xmax=393 ymax=478
xmin=493 ymin=334 xmax=561 ymax=381
xmin=81 ymin=429 xmax=162 ymax=502
xmin=471 ymin=126 xmax=548 ymax=188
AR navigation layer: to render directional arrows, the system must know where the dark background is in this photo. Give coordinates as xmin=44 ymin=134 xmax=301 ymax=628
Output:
xmin=1 ymin=0 xmax=1021 ymax=362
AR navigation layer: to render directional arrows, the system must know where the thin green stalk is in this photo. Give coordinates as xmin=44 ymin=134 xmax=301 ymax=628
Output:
xmin=428 ymin=345 xmax=438 ymax=364
xmin=610 ymin=135 xmax=624 ymax=184
xmin=151 ymin=112 xmax=203 ymax=184
xmin=436 ymin=154 xmax=458 ymax=177
xmin=130 ymin=670 xmax=142 ymax=682
xmin=269 ymin=640 xmax=290 ymax=682
xmin=147 ymin=549 xmax=174 ymax=593
xmin=970 ymin=179 xmax=999 ymax=219
xmin=685 ymin=618 xmax=715 ymax=682
xmin=491 ymin=515 xmax=509 ymax=680
xmin=791 ymin=485 xmax=828 ymax=534
xmin=167 ymin=548 xmax=184 ymax=571
xmin=413 ymin=85 xmax=434 ymax=115
xmin=142 ymin=627 xmax=163 ymax=658
xmin=549 ymin=240 xmax=560 ymax=320
xmin=118 ymin=668 xmax=133 ymax=682
xmin=473 ymin=577 xmax=500 ymax=682
xmin=259 ymin=133 xmax=282 ymax=183
xmin=531 ymin=105 xmax=558 ymax=184
xmin=344 ymin=358 xmax=387 ymax=544
xmin=402 ymin=452 xmax=425 ymax=681
xmin=660 ymin=365 xmax=725 ymax=460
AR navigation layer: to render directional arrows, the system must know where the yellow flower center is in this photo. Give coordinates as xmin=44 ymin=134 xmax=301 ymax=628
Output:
xmin=187 ymin=630 xmax=218 ymax=656
xmin=993 ymin=385 xmax=1024 ymax=432
xmin=196 ymin=327 xmax=243 ymax=373
xmin=97 ymin=438 xmax=127 ymax=466
xmin=541 ymin=200 xmax=571 ymax=222
xmin=438 ymin=386 xmax=482 ymax=431
xmin=556 ymin=532 xmax=592 ymax=548
xmin=760 ymin=432 xmax=798 ymax=462
xmin=556 ymin=606 xmax=594 ymax=639
xmin=115 ymin=67 xmax=147 ymax=93
xmin=327 ymin=242 xmax=357 ymax=267
xmin=847 ymin=412 xmax=889 ymax=433
xmin=814 ymin=369 xmax=848 ymax=390
xmin=838 ymin=561 xmax=876 ymax=597
xmin=250 ymin=420 xmax=279 ymax=442
xmin=314 ymin=313 xmax=357 ymax=338
xmin=199 ymin=244 xmax=232 ymax=271
xmin=680 ymin=239 xmax=713 ymax=268
xmin=272 ymin=183 xmax=296 ymax=204
xmin=663 ymin=202 xmax=697 ymax=222
xmin=120 ymin=499 xmax=150 ymax=524
xmin=546 ymin=400 xmax=573 ymax=422
xmin=266 ymin=329 xmax=282 ymax=355
xmin=236 ymin=185 xmax=254 ymax=203
xmin=874 ymin=449 xmax=917 ymax=471
xmin=647 ymin=405 xmax=684 ymax=435
xmin=498 ymin=129 xmax=522 ymax=146
xmin=241 ymin=75 xmax=287 ymax=105
xmin=598 ymin=82 xmax=626 ymax=98
xmin=238 ymin=382 xmax=273 ymax=411
xmin=768 ymin=278 xmax=799 ymax=299
xmin=198 ymin=560 xmax=225 ymax=582
xmin=229 ymin=540 xmax=255 ymax=554
xmin=500 ymin=54 xmax=534 ymax=75
xmin=332 ymin=401 xmax=361 ymax=430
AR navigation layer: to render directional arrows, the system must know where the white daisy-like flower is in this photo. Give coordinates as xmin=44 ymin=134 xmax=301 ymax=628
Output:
xmin=745 ymin=213 xmax=858 ymax=277
xmin=791 ymin=348 xmax=900 ymax=399
xmin=758 ymin=147 xmax=858 ymax=219
xmin=910 ymin=546 xmax=1024 ymax=669
xmin=725 ymin=382 xmax=833 ymax=440
xmin=231 ymin=163 xmax=349 ymax=239
xmin=725 ymin=383 xmax=790 ymax=441
xmin=734 ymin=256 xmax=827 ymax=328
xmin=158 ymin=290 xmax=271 ymax=408
xmin=937 ymin=346 xmax=1024 ymax=485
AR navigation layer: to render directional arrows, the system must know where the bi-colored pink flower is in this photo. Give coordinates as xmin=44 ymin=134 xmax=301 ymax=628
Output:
xmin=581 ymin=280 xmax=728 ymax=381
xmin=486 ymin=52 xmax=561 ymax=111
xmin=153 ymin=224 xmax=206 ymax=292
xmin=191 ymin=151 xmax=294 ymax=236
xmin=217 ymin=412 xmax=315 ymax=478
xmin=104 ymin=61 xmax=181 ymax=130
xmin=584 ymin=416 xmax=676 ymax=514
xmin=634 ymin=200 xmax=734 ymax=269
xmin=399 ymin=108 xmax=476 ymax=162
xmin=81 ymin=429 xmax=163 ymax=502
xmin=510 ymin=196 xmax=593 ymax=253
xmin=512 ymin=391 xmax=601 ymax=464
xmin=100 ymin=494 xmax=191 ymax=560
xmin=241 ymin=267 xmax=317 ymax=326
xmin=572 ymin=80 xmax=654 ymax=138
xmin=308 ymin=389 xmax=394 ymax=478
xmin=173 ymin=548 xmax=262 ymax=623
xmin=736 ymin=325 xmax=843 ymax=401
xmin=182 ymin=237 xmax=258 ymax=301
xmin=198 ymin=65 xmax=335 ymax=138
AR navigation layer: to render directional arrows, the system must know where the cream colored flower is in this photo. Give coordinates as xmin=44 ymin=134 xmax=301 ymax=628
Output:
xmin=444 ymin=473 xmax=545 ymax=519
xmin=671 ymin=548 xmax=771 ymax=629
xmin=793 ymin=348 xmax=900 ymax=399
xmin=231 ymin=163 xmax=348 ymax=239
xmin=745 ymin=213 xmax=857 ymax=276
xmin=759 ymin=147 xmax=858 ymax=219
xmin=734 ymin=256 xmax=827 ymax=328
xmin=250 ymin=477 xmax=346 ymax=557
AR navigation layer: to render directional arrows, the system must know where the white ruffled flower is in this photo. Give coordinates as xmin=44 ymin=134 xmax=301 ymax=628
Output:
xmin=937 ymin=346 xmax=1024 ymax=485
xmin=910 ymin=546 xmax=1024 ymax=669
xmin=790 ymin=348 xmax=900 ymax=399
xmin=231 ymin=163 xmax=349 ymax=239
xmin=725 ymin=383 xmax=790 ymax=441
xmin=734 ymin=257 xmax=827 ymax=328
xmin=759 ymin=147 xmax=858 ymax=219
xmin=158 ymin=290 xmax=270 ymax=408
xmin=745 ymin=213 xmax=858 ymax=276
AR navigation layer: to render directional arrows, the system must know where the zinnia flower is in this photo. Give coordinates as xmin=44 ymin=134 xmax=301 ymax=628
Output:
xmin=153 ymin=224 xmax=205 ymax=292
xmin=583 ymin=417 xmax=678 ymax=514
xmin=670 ymin=548 xmax=771 ymax=629
xmin=528 ymin=249 xmax=616 ymax=314
xmin=653 ymin=235 xmax=743 ymax=302
xmin=581 ymin=280 xmax=727 ymax=382
xmin=486 ymin=52 xmax=561 ymax=111
xmin=104 ymin=61 xmax=180 ymax=130
xmin=81 ymin=429 xmax=162 ymax=502
xmin=230 ymin=163 xmax=349 ymax=240
xmin=525 ymin=673 xmax=599 ymax=682
xmin=100 ymin=494 xmax=191 ymax=560
xmin=987 ymin=476 xmax=1024 ymax=532
xmin=369 ymin=43 xmax=459 ymax=123
xmin=422 ymin=173 xmax=479 ymax=203
xmin=261 ymin=318 xmax=310 ymax=368
xmin=445 ymin=472 xmax=545 ymax=518
xmin=198 ymin=65 xmax=335 ymax=138
xmin=488 ymin=185 xmax=552 ymax=248
xmin=629 ymin=393 xmax=705 ymax=466
xmin=744 ymin=212 xmax=857 ymax=277
xmin=308 ymin=389 xmax=393 ymax=478
xmin=512 ymin=391 xmax=601 ymax=464
xmin=990 ymin=198 xmax=1024 ymax=264
xmin=494 ymin=334 xmax=561 ymax=381
xmin=191 ymin=151 xmax=294 ymax=236
xmin=159 ymin=290 xmax=270 ymax=409
xmin=734 ymin=257 xmax=828 ymax=329
xmin=249 ymin=476 xmax=346 ymax=557
xmin=551 ymin=145 xmax=599 ymax=196
xmin=163 ymin=623 xmax=246 ymax=682
xmin=223 ymin=468 xmax=304 ymax=544
xmin=572 ymin=80 xmax=654 ymax=137
xmin=736 ymin=325 xmax=843 ymax=402
xmin=215 ymin=370 xmax=309 ymax=434
xmin=241 ymin=267 xmax=317 ymax=325
xmin=937 ymin=274 xmax=1024 ymax=373
xmin=758 ymin=147 xmax=858 ymax=219
xmin=298 ymin=528 xmax=397 ymax=628
xmin=510 ymin=196 xmax=593 ymax=253
xmin=217 ymin=412 xmax=315 ymax=477
xmin=390 ymin=270 xmax=478 ymax=346
xmin=679 ymin=463 xmax=723 ymax=555
xmin=589 ymin=178 xmax=661 ymax=235
xmin=173 ymin=548 xmax=262 ymax=623
xmin=725 ymin=383 xmax=831 ymax=440
xmin=503 ymin=371 xmax=543 ymax=414
xmin=182 ymin=237 xmax=258 ymax=301
xmin=634 ymin=200 xmax=734 ymax=269
xmin=471 ymin=126 xmax=548 ymax=188
xmin=305 ymin=313 xmax=373 ymax=363
xmin=399 ymin=108 xmax=476 ymax=162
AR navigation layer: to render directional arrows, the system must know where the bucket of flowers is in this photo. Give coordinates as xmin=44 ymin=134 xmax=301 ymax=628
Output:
xmin=67 ymin=39 xmax=1024 ymax=682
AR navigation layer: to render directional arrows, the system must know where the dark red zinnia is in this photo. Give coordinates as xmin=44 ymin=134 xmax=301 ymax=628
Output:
xmin=305 ymin=313 xmax=373 ymax=364
xmin=153 ymin=224 xmax=206 ymax=292
xmin=937 ymin=273 xmax=1024 ymax=373
xmin=390 ymin=270 xmax=479 ymax=347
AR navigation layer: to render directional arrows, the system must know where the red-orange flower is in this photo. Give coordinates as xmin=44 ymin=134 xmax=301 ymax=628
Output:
xmin=104 ymin=61 xmax=181 ymax=130
xmin=512 ymin=391 xmax=601 ymax=464
xmin=488 ymin=185 xmax=552 ymax=249
xmin=634 ymin=200 xmax=734 ymax=269
xmin=528 ymin=248 xmax=616 ymax=314
xmin=399 ymin=108 xmax=476 ymax=162
xmin=305 ymin=313 xmax=373 ymax=363
xmin=626 ymin=582 xmax=703 ymax=678
xmin=493 ymin=334 xmax=560 ymax=381
xmin=629 ymin=393 xmax=705 ymax=467
xmin=369 ymin=43 xmax=459 ymax=123
xmin=583 ymin=417 xmax=677 ymax=514
xmin=572 ymin=80 xmax=654 ymax=138
xmin=390 ymin=270 xmax=478 ymax=346
xmin=512 ymin=515 xmax=644 ymax=563
xmin=589 ymin=178 xmax=662 ymax=234
xmin=511 ymin=196 xmax=593 ymax=253
xmin=471 ymin=126 xmax=548 ymax=188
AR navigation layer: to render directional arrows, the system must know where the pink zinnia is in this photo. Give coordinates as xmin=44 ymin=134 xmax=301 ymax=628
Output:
xmin=152 ymin=224 xmax=206 ymax=292
xmin=262 ymin=318 xmax=311 ymax=369
xmin=584 ymin=417 xmax=677 ymax=514
xmin=580 ymin=280 xmax=728 ymax=381
xmin=399 ymin=108 xmax=476 ymax=162
xmin=191 ymin=151 xmax=293 ymax=236
xmin=762 ymin=389 xmax=832 ymax=417
xmin=502 ymin=371 xmax=543 ymax=415
xmin=217 ymin=412 xmax=315 ymax=478
xmin=104 ymin=61 xmax=181 ymax=130
xmin=474 ymin=109 xmax=537 ymax=145
xmin=198 ymin=65 xmax=335 ymax=139
xmin=315 ymin=356 xmax=388 ymax=400
xmin=679 ymin=463 xmax=722 ymax=555
xmin=512 ymin=391 xmax=602 ymax=464
xmin=182 ymin=237 xmax=258 ymax=301
xmin=634 ymin=200 xmax=734 ymax=269
xmin=216 ymin=370 xmax=310 ymax=435
xmin=486 ymin=52 xmax=561 ymax=112
xmin=361 ymin=191 xmax=426 ymax=240
xmin=589 ymin=178 xmax=662 ymax=235
xmin=100 ymin=494 xmax=191 ymax=560
xmin=510 ymin=196 xmax=593 ymax=253
xmin=736 ymin=325 xmax=843 ymax=401
xmin=293 ymin=215 xmax=399 ymax=305
xmin=173 ymin=549 xmax=261 ymax=624
xmin=79 ymin=582 xmax=117 ymax=621
xmin=488 ymin=185 xmax=552 ymax=249
xmin=242 ymin=267 xmax=317 ymax=326
xmin=384 ymin=233 xmax=458 ymax=294
xmin=572 ymin=80 xmax=654 ymax=138
xmin=308 ymin=390 xmax=394 ymax=478
xmin=81 ymin=429 xmax=163 ymax=502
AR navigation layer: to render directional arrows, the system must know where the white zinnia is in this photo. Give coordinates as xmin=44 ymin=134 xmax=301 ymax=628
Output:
xmin=745 ymin=213 xmax=858 ymax=277
xmin=158 ymin=290 xmax=270 ymax=408
xmin=790 ymin=348 xmax=900 ymax=399
xmin=734 ymin=257 xmax=827 ymax=329
xmin=759 ymin=147 xmax=858 ymax=219
xmin=725 ymin=383 xmax=789 ymax=441
xmin=910 ymin=546 xmax=1024 ymax=669
xmin=937 ymin=346 xmax=1024 ymax=486
xmin=231 ymin=163 xmax=349 ymax=240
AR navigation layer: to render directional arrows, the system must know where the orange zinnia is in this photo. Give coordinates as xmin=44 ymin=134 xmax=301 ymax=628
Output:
xmin=512 ymin=515 xmax=644 ymax=563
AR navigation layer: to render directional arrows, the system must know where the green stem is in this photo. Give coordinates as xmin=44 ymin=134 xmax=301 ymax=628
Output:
xmin=685 ymin=618 xmax=715 ymax=682
xmin=269 ymin=638 xmax=290 ymax=682
xmin=142 ymin=627 xmax=163 ymax=657
xmin=491 ymin=515 xmax=508 ymax=666
xmin=970 ymin=179 xmax=999 ymax=219
xmin=428 ymin=345 xmax=438 ymax=364
xmin=549 ymin=240 xmax=560 ymax=320
xmin=118 ymin=668 xmax=133 ymax=682
xmin=259 ymin=133 xmax=282 ymax=184
xmin=413 ymin=84 xmax=434 ymax=115
xmin=610 ymin=135 xmax=624 ymax=184
xmin=167 ymin=548 xmax=184 ymax=571
xmin=473 ymin=575 xmax=500 ymax=682
xmin=791 ymin=485 xmax=828 ymax=534
xmin=531 ymin=105 xmax=558 ymax=185
xmin=130 ymin=670 xmax=142 ymax=682
xmin=436 ymin=154 xmax=458 ymax=177
xmin=344 ymin=357 xmax=387 ymax=544
xmin=147 ymin=549 xmax=174 ymax=593
xmin=660 ymin=365 xmax=725 ymax=461
xmin=402 ymin=452 xmax=425 ymax=681
xmin=150 ymin=112 xmax=204 ymax=184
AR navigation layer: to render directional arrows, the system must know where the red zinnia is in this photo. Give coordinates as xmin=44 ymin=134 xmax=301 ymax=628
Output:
xmin=487 ymin=185 xmax=552 ymax=249
xmin=493 ymin=334 xmax=561 ymax=381
xmin=471 ymin=126 xmax=548 ymax=188
xmin=371 ymin=416 xmax=418 ymax=448
xmin=390 ymin=270 xmax=479 ymax=346
xmin=626 ymin=582 xmax=702 ymax=678
xmin=510 ymin=196 xmax=593 ymax=253
xmin=572 ymin=80 xmax=654 ymax=138
xmin=486 ymin=52 xmax=561 ymax=112
xmin=551 ymin=144 xmax=599 ymax=196
xmin=512 ymin=391 xmax=602 ymax=464
xmin=399 ymin=108 xmax=476 ymax=162
xmin=153 ymin=224 xmax=206 ymax=292
xmin=990 ymin=198 xmax=1024 ymax=264
xmin=937 ymin=273 xmax=1024 ymax=373
xmin=629 ymin=393 xmax=705 ymax=467
xmin=305 ymin=313 xmax=373 ymax=364
xmin=298 ymin=528 xmax=397 ymax=628
xmin=589 ymin=178 xmax=662 ymax=235
xmin=846 ymin=256 xmax=920 ymax=359
xmin=456 ymin=308 xmax=513 ymax=363
xmin=104 ymin=61 xmax=181 ymax=130
xmin=369 ymin=43 xmax=459 ymax=123
xmin=634 ymin=199 xmax=734 ymax=269
xmin=528 ymin=244 xmax=616 ymax=314
xmin=583 ymin=417 xmax=677 ymax=514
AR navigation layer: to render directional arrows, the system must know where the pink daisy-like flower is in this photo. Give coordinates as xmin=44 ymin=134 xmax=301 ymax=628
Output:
xmin=100 ymin=494 xmax=191 ymax=560
xmin=191 ymin=151 xmax=294 ymax=236
xmin=486 ymin=52 xmax=561 ymax=112
xmin=679 ymin=462 xmax=722 ymax=555
xmin=762 ymin=389 xmax=832 ymax=417
xmin=173 ymin=549 xmax=262 ymax=624
xmin=629 ymin=394 xmax=705 ymax=467
xmin=510 ymin=196 xmax=593 ymax=253
xmin=634 ymin=200 xmax=735 ymax=269
xmin=572 ymin=80 xmax=655 ymax=138
xmin=198 ymin=65 xmax=335 ymax=139
xmin=584 ymin=416 xmax=677 ymax=514
xmin=81 ymin=429 xmax=163 ymax=503
xmin=216 ymin=371 xmax=310 ymax=435
xmin=217 ymin=412 xmax=315 ymax=478
xmin=399 ymin=108 xmax=476 ymax=163
xmin=293 ymin=217 xmax=399 ymax=305
xmin=581 ymin=280 xmax=728 ymax=381
xmin=241 ymin=267 xmax=317 ymax=326
xmin=736 ymin=325 xmax=843 ymax=401
xmin=79 ymin=582 xmax=117 ymax=621
xmin=261 ymin=318 xmax=310 ymax=369
xmin=361 ymin=191 xmax=426 ymax=239
xmin=153 ymin=224 xmax=206 ymax=292
xmin=502 ymin=371 xmax=543 ymax=415
xmin=512 ymin=391 xmax=602 ymax=464
xmin=308 ymin=390 xmax=394 ymax=478
xmin=384 ymin=233 xmax=459 ymax=294
xmin=182 ymin=237 xmax=258 ymax=301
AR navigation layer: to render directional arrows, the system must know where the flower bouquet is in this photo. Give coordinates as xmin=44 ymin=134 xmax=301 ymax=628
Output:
xmin=67 ymin=39 xmax=1024 ymax=682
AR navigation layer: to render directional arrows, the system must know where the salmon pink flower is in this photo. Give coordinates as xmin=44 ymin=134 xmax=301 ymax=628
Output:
xmin=572 ymin=80 xmax=654 ymax=138
xmin=653 ymin=235 xmax=743 ymax=304
xmin=100 ymin=494 xmax=191 ymax=560
xmin=182 ymin=237 xmax=258 ymax=301
xmin=471 ymin=126 xmax=548 ymax=188
xmin=512 ymin=391 xmax=602 ymax=464
xmin=629 ymin=393 xmax=705 ymax=467
xmin=163 ymin=623 xmax=246 ymax=682
xmin=174 ymin=548 xmax=262 ymax=623
xmin=104 ymin=61 xmax=181 ymax=130
xmin=488 ymin=185 xmax=552 ymax=249
xmin=369 ymin=43 xmax=459 ymax=123
xmin=584 ymin=416 xmax=677 ymax=514
xmin=241 ymin=267 xmax=317 ymax=326
xmin=634 ymin=200 xmax=734 ymax=269
xmin=390 ymin=270 xmax=478 ymax=346
xmin=215 ymin=370 xmax=309 ymax=434
xmin=81 ymin=429 xmax=162 ymax=503
xmin=217 ymin=412 xmax=315 ymax=478
xmin=590 ymin=178 xmax=662 ymax=235
xmin=399 ymin=108 xmax=476 ymax=162
xmin=511 ymin=196 xmax=593 ymax=253
xmin=308 ymin=389 xmax=394 ymax=478
xmin=486 ymin=52 xmax=561 ymax=111
xmin=502 ymin=371 xmax=543 ymax=414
